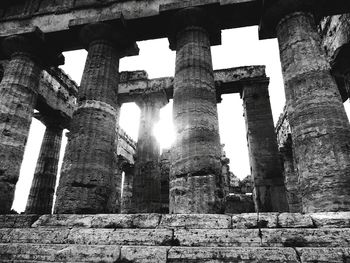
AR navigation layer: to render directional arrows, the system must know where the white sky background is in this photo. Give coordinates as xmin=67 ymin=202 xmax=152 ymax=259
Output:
xmin=11 ymin=26 xmax=350 ymax=212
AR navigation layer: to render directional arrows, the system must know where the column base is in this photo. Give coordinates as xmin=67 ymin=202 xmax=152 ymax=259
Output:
xmin=169 ymin=174 xmax=223 ymax=214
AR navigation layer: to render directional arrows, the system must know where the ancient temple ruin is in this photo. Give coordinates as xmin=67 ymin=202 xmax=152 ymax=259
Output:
xmin=0 ymin=0 xmax=350 ymax=262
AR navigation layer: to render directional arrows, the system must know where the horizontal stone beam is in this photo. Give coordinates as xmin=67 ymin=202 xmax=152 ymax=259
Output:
xmin=0 ymin=0 xmax=260 ymax=54
xmin=0 ymin=0 xmax=349 ymax=54
xmin=118 ymin=66 xmax=268 ymax=103
xmin=0 ymin=61 xmax=77 ymax=128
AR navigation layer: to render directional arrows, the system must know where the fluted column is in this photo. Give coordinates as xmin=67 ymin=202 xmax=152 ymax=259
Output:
xmin=131 ymin=90 xmax=168 ymax=213
xmin=273 ymin=11 xmax=350 ymax=212
xmin=25 ymin=116 xmax=63 ymax=214
xmin=120 ymin=162 xmax=134 ymax=214
xmin=168 ymin=7 xmax=223 ymax=213
xmin=0 ymin=30 xmax=62 ymax=214
xmin=54 ymin=22 xmax=138 ymax=214
xmin=279 ymin=136 xmax=302 ymax=213
xmin=242 ymin=82 xmax=289 ymax=212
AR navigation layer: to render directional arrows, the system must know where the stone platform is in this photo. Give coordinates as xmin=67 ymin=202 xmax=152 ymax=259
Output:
xmin=0 ymin=212 xmax=350 ymax=262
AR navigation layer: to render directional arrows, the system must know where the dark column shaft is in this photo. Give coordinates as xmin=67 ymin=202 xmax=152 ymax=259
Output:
xmin=277 ymin=12 xmax=350 ymax=212
xmin=121 ymin=164 xmax=134 ymax=214
xmin=0 ymin=37 xmax=41 ymax=213
xmin=25 ymin=124 xmax=63 ymax=214
xmin=55 ymin=24 xmax=120 ymax=213
xmin=170 ymin=8 xmax=223 ymax=213
xmin=280 ymin=137 xmax=302 ymax=213
xmin=242 ymin=83 xmax=289 ymax=212
xmin=131 ymin=96 xmax=165 ymax=213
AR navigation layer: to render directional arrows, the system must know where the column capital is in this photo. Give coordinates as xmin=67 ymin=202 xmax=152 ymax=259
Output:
xmin=69 ymin=13 xmax=139 ymax=57
xmin=259 ymin=0 xmax=322 ymax=39
xmin=1 ymin=27 xmax=64 ymax=67
xmin=135 ymin=88 xmax=169 ymax=110
xmin=33 ymin=112 xmax=64 ymax=130
xmin=160 ymin=5 xmax=221 ymax=50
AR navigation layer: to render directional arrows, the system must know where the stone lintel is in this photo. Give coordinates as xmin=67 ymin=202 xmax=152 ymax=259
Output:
xmin=68 ymin=13 xmax=139 ymax=57
xmin=118 ymin=66 xmax=268 ymax=103
xmin=0 ymin=26 xmax=64 ymax=66
xmin=259 ymin=0 xmax=350 ymax=40
xmin=0 ymin=0 xmax=349 ymax=49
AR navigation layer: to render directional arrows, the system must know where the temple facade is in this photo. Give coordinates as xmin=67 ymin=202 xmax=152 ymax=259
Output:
xmin=0 ymin=0 xmax=350 ymax=261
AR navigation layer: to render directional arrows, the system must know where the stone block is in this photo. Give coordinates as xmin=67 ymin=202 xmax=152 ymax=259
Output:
xmin=90 ymin=214 xmax=161 ymax=228
xmin=231 ymin=213 xmax=278 ymax=228
xmin=159 ymin=214 xmax=231 ymax=229
xmin=0 ymin=228 xmax=70 ymax=244
xmin=120 ymin=246 xmax=168 ymax=263
xmin=310 ymin=212 xmax=350 ymax=228
xmin=67 ymin=228 xmax=173 ymax=246
xmin=174 ymin=229 xmax=262 ymax=247
xmin=296 ymin=248 xmax=345 ymax=263
xmin=224 ymin=194 xmax=255 ymax=214
xmin=262 ymin=228 xmax=350 ymax=247
xmin=32 ymin=214 xmax=94 ymax=228
xmin=0 ymin=214 xmax=39 ymax=228
xmin=278 ymin=213 xmax=314 ymax=228
xmin=32 ymin=214 xmax=161 ymax=228
xmin=167 ymin=247 xmax=300 ymax=262
xmin=0 ymin=243 xmax=120 ymax=262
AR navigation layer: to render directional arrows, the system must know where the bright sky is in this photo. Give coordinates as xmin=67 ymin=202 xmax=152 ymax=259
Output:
xmin=11 ymin=26 xmax=350 ymax=213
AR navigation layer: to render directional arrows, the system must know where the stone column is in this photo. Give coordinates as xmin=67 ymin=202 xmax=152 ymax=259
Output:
xmin=0 ymin=31 xmax=62 ymax=214
xmin=275 ymin=11 xmax=350 ymax=212
xmin=54 ymin=22 xmax=138 ymax=214
xmin=242 ymin=82 xmax=289 ymax=212
xmin=131 ymin=90 xmax=168 ymax=213
xmin=25 ymin=116 xmax=63 ymax=214
xmin=168 ymin=7 xmax=223 ymax=214
xmin=279 ymin=136 xmax=302 ymax=213
xmin=120 ymin=163 xmax=134 ymax=214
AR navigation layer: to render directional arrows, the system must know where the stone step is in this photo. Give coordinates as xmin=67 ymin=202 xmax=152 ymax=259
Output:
xmin=1 ymin=227 xmax=350 ymax=247
xmin=0 ymin=244 xmax=349 ymax=263
xmin=2 ymin=212 xmax=349 ymax=229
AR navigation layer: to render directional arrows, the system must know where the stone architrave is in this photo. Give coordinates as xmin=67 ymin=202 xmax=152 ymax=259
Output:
xmin=262 ymin=2 xmax=350 ymax=212
xmin=54 ymin=21 xmax=138 ymax=214
xmin=242 ymin=81 xmax=289 ymax=212
xmin=131 ymin=89 xmax=168 ymax=213
xmin=25 ymin=115 xmax=63 ymax=214
xmin=167 ymin=7 xmax=224 ymax=214
xmin=0 ymin=28 xmax=62 ymax=214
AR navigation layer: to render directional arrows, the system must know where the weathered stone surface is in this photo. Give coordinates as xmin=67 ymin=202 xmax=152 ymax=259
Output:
xmin=174 ymin=229 xmax=262 ymax=247
xmin=262 ymin=228 xmax=350 ymax=247
xmin=276 ymin=110 xmax=302 ymax=213
xmin=310 ymin=212 xmax=350 ymax=228
xmin=242 ymin=82 xmax=289 ymax=212
xmin=0 ymin=36 xmax=41 ymax=214
xmin=159 ymin=214 xmax=231 ymax=229
xmin=0 ymin=215 xmax=39 ymax=228
xmin=0 ymin=243 xmax=120 ymax=262
xmin=278 ymin=213 xmax=314 ymax=228
xmin=231 ymin=213 xmax=278 ymax=229
xmin=224 ymin=194 xmax=255 ymax=214
xmin=32 ymin=214 xmax=161 ymax=229
xmin=296 ymin=248 xmax=345 ymax=263
xmin=67 ymin=228 xmax=173 ymax=246
xmin=25 ymin=124 xmax=63 ymax=214
xmin=167 ymin=247 xmax=300 ymax=262
xmin=54 ymin=23 xmax=131 ymax=214
xmin=276 ymin=11 xmax=350 ymax=212
xmin=120 ymin=246 xmax=168 ymax=263
xmin=169 ymin=7 xmax=223 ymax=213
xmin=0 ymin=228 xmax=70 ymax=244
